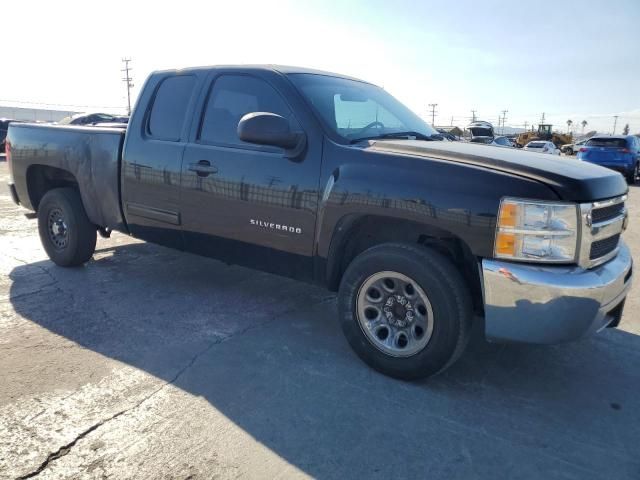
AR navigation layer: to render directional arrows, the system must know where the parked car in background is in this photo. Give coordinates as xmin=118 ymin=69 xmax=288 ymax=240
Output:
xmin=1 ymin=119 xmax=24 ymax=153
xmin=58 ymin=113 xmax=129 ymax=126
xmin=1 ymin=119 xmax=13 ymax=153
xmin=524 ymin=141 xmax=560 ymax=155
xmin=436 ymin=129 xmax=457 ymax=141
xmin=561 ymin=139 xmax=587 ymax=155
xmin=467 ymin=120 xmax=494 ymax=144
xmin=578 ymin=135 xmax=640 ymax=184
xmin=473 ymin=136 xmax=514 ymax=147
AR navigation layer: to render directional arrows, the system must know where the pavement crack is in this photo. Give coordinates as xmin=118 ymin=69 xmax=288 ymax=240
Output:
xmin=15 ymin=340 xmax=219 ymax=479
xmin=16 ymin=411 xmax=124 ymax=479
xmin=14 ymin=295 xmax=332 ymax=478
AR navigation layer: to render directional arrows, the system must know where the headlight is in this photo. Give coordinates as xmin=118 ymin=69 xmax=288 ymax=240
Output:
xmin=494 ymin=198 xmax=579 ymax=263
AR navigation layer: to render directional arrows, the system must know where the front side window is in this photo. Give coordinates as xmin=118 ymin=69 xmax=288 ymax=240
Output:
xmin=148 ymin=75 xmax=196 ymax=141
xmin=199 ymin=75 xmax=295 ymax=147
xmin=288 ymin=73 xmax=437 ymax=143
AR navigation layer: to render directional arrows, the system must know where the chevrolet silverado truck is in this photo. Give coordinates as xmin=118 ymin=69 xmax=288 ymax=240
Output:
xmin=6 ymin=65 xmax=633 ymax=379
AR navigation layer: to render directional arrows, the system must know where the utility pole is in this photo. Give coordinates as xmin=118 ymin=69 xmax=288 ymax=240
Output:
xmin=524 ymin=121 xmax=529 ymax=133
xmin=471 ymin=110 xmax=477 ymax=122
xmin=450 ymin=116 xmax=454 ymax=127
xmin=121 ymin=58 xmax=134 ymax=115
xmin=612 ymin=115 xmax=619 ymax=135
xmin=540 ymin=112 xmax=545 ymax=124
xmin=500 ymin=110 xmax=508 ymax=134
xmin=428 ymin=103 xmax=438 ymax=125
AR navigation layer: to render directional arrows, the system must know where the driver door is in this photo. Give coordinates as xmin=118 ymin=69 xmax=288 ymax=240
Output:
xmin=180 ymin=72 xmax=321 ymax=280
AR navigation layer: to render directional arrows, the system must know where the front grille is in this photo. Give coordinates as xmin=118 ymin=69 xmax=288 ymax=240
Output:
xmin=591 ymin=202 xmax=625 ymax=223
xmin=590 ymin=234 xmax=620 ymax=260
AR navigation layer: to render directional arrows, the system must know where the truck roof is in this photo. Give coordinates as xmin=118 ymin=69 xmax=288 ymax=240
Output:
xmin=151 ymin=64 xmax=370 ymax=83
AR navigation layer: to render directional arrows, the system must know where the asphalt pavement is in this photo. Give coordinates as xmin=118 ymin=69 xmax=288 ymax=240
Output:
xmin=1 ymin=161 xmax=639 ymax=479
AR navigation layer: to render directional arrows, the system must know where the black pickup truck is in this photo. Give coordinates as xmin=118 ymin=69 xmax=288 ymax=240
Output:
xmin=6 ymin=65 xmax=633 ymax=379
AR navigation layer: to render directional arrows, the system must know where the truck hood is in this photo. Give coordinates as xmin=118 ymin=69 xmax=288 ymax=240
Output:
xmin=368 ymin=140 xmax=627 ymax=202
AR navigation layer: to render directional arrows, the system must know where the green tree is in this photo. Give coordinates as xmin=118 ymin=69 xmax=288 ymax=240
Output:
xmin=566 ymin=119 xmax=573 ymax=133
xmin=623 ymin=123 xmax=630 ymax=135
xmin=581 ymin=120 xmax=587 ymax=134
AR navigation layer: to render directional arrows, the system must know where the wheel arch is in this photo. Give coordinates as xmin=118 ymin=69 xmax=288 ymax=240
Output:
xmin=26 ymin=164 xmax=80 ymax=211
xmin=325 ymin=214 xmax=484 ymax=315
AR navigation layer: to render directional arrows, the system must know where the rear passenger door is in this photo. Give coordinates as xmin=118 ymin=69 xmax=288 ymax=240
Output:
xmin=180 ymin=71 xmax=321 ymax=280
xmin=122 ymin=73 xmax=201 ymax=249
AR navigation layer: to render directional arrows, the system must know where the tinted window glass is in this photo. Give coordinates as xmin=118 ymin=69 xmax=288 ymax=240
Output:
xmin=148 ymin=75 xmax=196 ymax=141
xmin=200 ymin=75 xmax=295 ymax=146
xmin=334 ymin=94 xmax=403 ymax=130
xmin=288 ymin=74 xmax=437 ymax=142
xmin=586 ymin=137 xmax=627 ymax=148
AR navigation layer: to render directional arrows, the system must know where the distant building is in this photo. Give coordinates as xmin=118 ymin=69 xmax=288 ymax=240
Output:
xmin=0 ymin=106 xmax=79 ymax=123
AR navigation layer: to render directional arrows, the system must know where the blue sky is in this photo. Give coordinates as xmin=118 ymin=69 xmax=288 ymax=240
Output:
xmin=3 ymin=0 xmax=639 ymax=133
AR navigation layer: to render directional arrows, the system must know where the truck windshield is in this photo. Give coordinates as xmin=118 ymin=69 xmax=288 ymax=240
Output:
xmin=288 ymin=73 xmax=438 ymax=143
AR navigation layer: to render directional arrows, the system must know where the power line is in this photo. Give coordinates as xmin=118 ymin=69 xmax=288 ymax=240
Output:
xmin=121 ymin=58 xmax=134 ymax=115
xmin=428 ymin=103 xmax=438 ymax=125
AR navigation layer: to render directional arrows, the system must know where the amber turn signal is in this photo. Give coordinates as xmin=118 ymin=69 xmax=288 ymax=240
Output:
xmin=498 ymin=202 xmax=518 ymax=228
xmin=495 ymin=232 xmax=516 ymax=256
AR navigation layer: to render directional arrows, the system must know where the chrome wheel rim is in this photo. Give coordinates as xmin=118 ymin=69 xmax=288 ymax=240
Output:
xmin=356 ymin=271 xmax=434 ymax=357
xmin=48 ymin=208 xmax=69 ymax=250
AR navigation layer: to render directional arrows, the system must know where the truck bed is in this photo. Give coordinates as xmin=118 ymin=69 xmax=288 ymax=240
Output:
xmin=8 ymin=123 xmax=126 ymax=230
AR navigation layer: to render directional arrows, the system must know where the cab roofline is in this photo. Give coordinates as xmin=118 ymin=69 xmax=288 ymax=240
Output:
xmin=149 ymin=64 xmax=370 ymax=84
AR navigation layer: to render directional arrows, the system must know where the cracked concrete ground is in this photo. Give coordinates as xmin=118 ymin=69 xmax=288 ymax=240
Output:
xmin=1 ymin=161 xmax=639 ymax=479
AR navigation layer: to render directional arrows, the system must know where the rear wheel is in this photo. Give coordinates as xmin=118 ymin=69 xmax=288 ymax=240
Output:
xmin=37 ymin=188 xmax=97 ymax=267
xmin=338 ymin=243 xmax=472 ymax=380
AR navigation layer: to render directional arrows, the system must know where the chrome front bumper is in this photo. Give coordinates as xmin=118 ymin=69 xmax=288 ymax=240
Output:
xmin=481 ymin=242 xmax=633 ymax=344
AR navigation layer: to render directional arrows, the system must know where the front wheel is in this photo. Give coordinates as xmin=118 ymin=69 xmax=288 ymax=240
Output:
xmin=37 ymin=188 xmax=97 ymax=267
xmin=338 ymin=243 xmax=472 ymax=380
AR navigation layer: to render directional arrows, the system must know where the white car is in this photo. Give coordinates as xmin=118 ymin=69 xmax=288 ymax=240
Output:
xmin=561 ymin=139 xmax=587 ymax=155
xmin=524 ymin=141 xmax=560 ymax=155
xmin=466 ymin=121 xmax=514 ymax=148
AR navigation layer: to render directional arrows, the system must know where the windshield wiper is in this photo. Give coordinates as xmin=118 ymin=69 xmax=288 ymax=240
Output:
xmin=349 ymin=131 xmax=439 ymax=144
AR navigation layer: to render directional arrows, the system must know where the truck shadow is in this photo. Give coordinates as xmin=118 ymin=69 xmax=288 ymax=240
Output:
xmin=8 ymin=242 xmax=640 ymax=478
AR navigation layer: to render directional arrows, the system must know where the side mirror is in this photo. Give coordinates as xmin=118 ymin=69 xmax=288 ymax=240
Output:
xmin=237 ymin=112 xmax=306 ymax=158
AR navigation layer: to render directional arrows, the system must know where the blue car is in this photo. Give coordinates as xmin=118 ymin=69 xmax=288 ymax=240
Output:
xmin=577 ymin=135 xmax=640 ymax=184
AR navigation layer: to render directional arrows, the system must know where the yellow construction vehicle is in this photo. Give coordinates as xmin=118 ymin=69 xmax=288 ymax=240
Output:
xmin=516 ymin=124 xmax=572 ymax=148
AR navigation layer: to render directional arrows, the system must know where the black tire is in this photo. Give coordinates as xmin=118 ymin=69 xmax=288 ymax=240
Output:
xmin=37 ymin=188 xmax=97 ymax=267
xmin=338 ymin=243 xmax=472 ymax=380
xmin=566 ymin=147 xmax=573 ymax=156
xmin=626 ymin=163 xmax=638 ymax=185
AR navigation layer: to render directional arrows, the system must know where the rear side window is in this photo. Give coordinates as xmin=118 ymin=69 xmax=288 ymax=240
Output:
xmin=528 ymin=142 xmax=545 ymax=147
xmin=199 ymin=75 xmax=296 ymax=147
xmin=586 ymin=138 xmax=627 ymax=148
xmin=148 ymin=75 xmax=196 ymax=141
